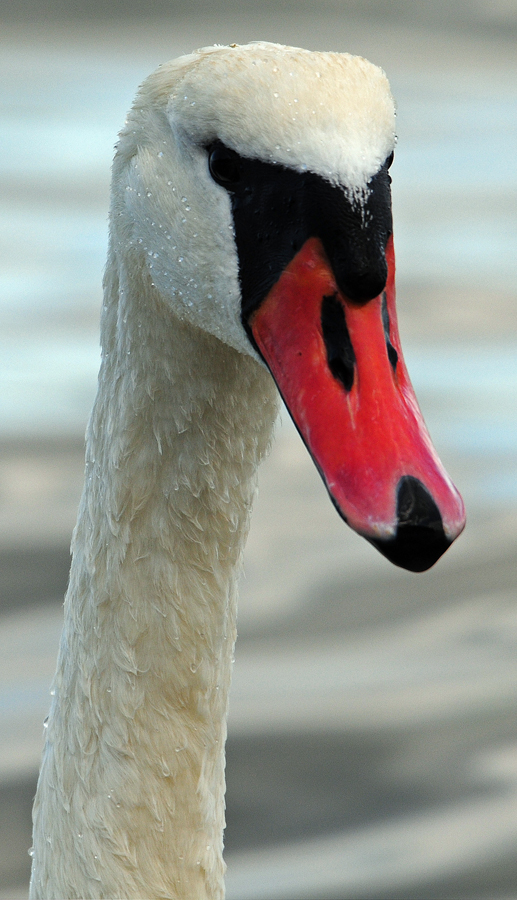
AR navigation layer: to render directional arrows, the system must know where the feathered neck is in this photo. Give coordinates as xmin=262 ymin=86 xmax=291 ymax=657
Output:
xmin=30 ymin=236 xmax=278 ymax=899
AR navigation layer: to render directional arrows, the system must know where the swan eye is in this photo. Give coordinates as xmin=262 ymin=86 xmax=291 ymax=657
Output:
xmin=208 ymin=144 xmax=242 ymax=188
xmin=386 ymin=151 xmax=394 ymax=169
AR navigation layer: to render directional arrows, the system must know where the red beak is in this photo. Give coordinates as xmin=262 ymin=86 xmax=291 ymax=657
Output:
xmin=250 ymin=235 xmax=465 ymax=572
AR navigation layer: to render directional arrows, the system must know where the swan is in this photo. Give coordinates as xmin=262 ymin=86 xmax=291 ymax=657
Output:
xmin=29 ymin=41 xmax=465 ymax=900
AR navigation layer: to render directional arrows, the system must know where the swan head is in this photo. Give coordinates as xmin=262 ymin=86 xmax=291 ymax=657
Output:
xmin=109 ymin=41 xmax=465 ymax=572
xmin=111 ymin=42 xmax=395 ymax=355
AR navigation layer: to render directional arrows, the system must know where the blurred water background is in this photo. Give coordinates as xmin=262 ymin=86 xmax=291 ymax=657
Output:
xmin=1 ymin=1 xmax=517 ymax=897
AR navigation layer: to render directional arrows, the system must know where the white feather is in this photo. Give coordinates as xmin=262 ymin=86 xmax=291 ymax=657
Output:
xmin=30 ymin=41 xmax=395 ymax=899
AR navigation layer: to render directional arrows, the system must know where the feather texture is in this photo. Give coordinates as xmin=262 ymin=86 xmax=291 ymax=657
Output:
xmin=30 ymin=41 xmax=395 ymax=899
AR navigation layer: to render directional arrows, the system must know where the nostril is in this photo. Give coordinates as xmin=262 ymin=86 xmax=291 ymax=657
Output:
xmin=368 ymin=476 xmax=451 ymax=572
xmin=321 ymin=293 xmax=355 ymax=392
xmin=381 ymin=293 xmax=398 ymax=372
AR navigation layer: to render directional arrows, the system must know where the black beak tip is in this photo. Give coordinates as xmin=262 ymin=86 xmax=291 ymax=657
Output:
xmin=370 ymin=526 xmax=452 ymax=572
xmin=369 ymin=476 xmax=452 ymax=573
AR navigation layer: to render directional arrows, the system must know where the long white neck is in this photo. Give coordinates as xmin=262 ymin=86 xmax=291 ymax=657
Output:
xmin=30 ymin=240 xmax=278 ymax=899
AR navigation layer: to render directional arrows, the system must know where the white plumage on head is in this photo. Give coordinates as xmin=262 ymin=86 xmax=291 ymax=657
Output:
xmin=111 ymin=41 xmax=395 ymax=354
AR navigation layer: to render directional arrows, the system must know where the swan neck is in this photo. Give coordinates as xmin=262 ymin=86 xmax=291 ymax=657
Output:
xmin=30 ymin=252 xmax=278 ymax=899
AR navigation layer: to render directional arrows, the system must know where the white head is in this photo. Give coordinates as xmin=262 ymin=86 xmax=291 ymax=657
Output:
xmin=109 ymin=41 xmax=396 ymax=357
